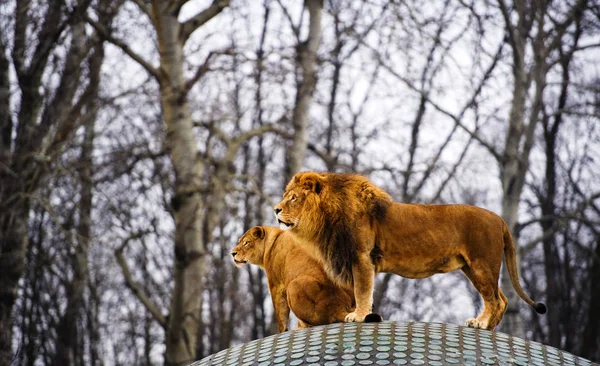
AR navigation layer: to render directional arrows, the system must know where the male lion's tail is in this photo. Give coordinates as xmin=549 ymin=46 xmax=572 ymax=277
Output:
xmin=503 ymin=224 xmax=547 ymax=314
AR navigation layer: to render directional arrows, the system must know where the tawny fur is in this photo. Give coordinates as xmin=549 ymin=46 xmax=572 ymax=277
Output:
xmin=231 ymin=226 xmax=355 ymax=332
xmin=274 ymin=172 xmax=546 ymax=330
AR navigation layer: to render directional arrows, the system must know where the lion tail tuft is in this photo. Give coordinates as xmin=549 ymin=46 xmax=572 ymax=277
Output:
xmin=534 ymin=302 xmax=547 ymax=314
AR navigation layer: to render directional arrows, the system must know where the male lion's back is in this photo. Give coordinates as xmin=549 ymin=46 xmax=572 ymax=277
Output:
xmin=321 ymin=173 xmax=393 ymax=220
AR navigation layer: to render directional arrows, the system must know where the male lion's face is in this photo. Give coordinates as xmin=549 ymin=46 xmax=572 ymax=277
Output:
xmin=274 ymin=172 xmax=323 ymax=232
xmin=273 ymin=188 xmax=305 ymax=231
xmin=231 ymin=227 xmax=266 ymax=267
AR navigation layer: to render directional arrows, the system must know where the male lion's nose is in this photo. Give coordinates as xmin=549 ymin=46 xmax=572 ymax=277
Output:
xmin=274 ymin=208 xmax=282 ymax=215
xmin=231 ymin=252 xmax=237 ymax=257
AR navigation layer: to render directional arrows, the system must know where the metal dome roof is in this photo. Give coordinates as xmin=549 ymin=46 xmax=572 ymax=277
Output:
xmin=192 ymin=321 xmax=598 ymax=366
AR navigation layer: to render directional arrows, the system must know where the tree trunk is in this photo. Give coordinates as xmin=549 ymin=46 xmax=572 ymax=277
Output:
xmin=540 ymin=50 xmax=573 ymax=348
xmin=498 ymin=51 xmax=530 ymax=339
xmin=283 ymin=0 xmax=323 ymax=183
xmin=153 ymin=6 xmax=206 ymax=365
xmin=499 ymin=197 xmax=525 ymax=338
xmin=497 ymin=0 xmax=539 ymax=337
xmin=580 ymin=238 xmax=600 ymax=360
xmin=0 ymin=202 xmax=30 ymax=364
xmin=52 ymin=23 xmax=103 ymax=366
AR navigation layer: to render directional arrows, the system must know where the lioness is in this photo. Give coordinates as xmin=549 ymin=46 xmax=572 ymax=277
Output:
xmin=231 ymin=226 xmax=356 ymax=332
xmin=274 ymin=171 xmax=546 ymax=330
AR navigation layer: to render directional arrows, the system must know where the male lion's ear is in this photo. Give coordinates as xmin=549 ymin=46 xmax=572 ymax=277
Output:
xmin=299 ymin=172 xmax=324 ymax=194
xmin=304 ymin=178 xmax=321 ymax=194
xmin=251 ymin=226 xmax=265 ymax=239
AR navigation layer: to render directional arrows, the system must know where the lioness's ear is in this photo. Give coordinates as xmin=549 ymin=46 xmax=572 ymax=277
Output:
xmin=299 ymin=172 xmax=324 ymax=194
xmin=251 ymin=226 xmax=265 ymax=239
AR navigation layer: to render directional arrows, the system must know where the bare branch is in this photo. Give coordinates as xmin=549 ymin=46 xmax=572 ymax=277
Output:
xmin=275 ymin=0 xmax=301 ymax=41
xmin=228 ymin=124 xmax=284 ymax=155
xmin=179 ymin=0 xmax=230 ymax=43
xmin=497 ymin=0 xmax=519 ymax=52
xmin=131 ymin=0 xmax=154 ymax=24
xmin=194 ymin=120 xmax=284 ymax=160
xmin=546 ymin=0 xmax=588 ymax=53
xmin=367 ymin=44 xmax=503 ymax=162
xmin=168 ymin=0 xmax=188 ymax=15
xmin=519 ymin=190 xmax=600 ymax=253
xmin=115 ymin=234 xmax=167 ymax=329
xmin=522 ymin=230 xmax=559 ymax=253
xmin=0 ymin=29 xmax=11 ymax=161
xmin=85 ymin=15 xmax=159 ymax=79
xmin=185 ymin=49 xmax=233 ymax=92
xmin=12 ymin=0 xmax=29 ymax=78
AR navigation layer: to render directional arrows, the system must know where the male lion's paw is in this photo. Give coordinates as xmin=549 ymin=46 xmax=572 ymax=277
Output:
xmin=465 ymin=318 xmax=490 ymax=330
xmin=465 ymin=318 xmax=481 ymax=329
xmin=345 ymin=311 xmax=367 ymax=322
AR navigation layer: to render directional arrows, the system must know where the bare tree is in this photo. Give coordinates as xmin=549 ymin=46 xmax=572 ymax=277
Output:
xmin=495 ymin=0 xmax=591 ymax=337
xmin=351 ymin=0 xmax=496 ymax=315
xmin=87 ymin=1 xmax=300 ymax=363
xmin=3 ymin=0 xmax=599 ymax=363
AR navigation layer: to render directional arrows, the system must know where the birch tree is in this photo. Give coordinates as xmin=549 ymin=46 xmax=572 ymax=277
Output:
xmin=282 ymin=0 xmax=323 ymax=182
xmin=88 ymin=2 xmax=231 ymax=364
xmin=87 ymin=1 xmax=297 ymax=363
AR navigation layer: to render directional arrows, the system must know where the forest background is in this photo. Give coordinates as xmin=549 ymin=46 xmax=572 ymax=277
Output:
xmin=1 ymin=0 xmax=599 ymax=365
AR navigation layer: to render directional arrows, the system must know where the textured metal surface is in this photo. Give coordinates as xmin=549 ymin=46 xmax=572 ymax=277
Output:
xmin=192 ymin=321 xmax=598 ymax=366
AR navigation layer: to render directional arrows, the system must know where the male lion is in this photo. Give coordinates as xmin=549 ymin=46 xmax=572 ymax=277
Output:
xmin=274 ymin=171 xmax=546 ymax=330
xmin=231 ymin=226 xmax=356 ymax=332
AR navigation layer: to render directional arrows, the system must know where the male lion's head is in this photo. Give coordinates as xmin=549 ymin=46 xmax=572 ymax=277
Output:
xmin=273 ymin=172 xmax=326 ymax=236
xmin=231 ymin=226 xmax=267 ymax=268
xmin=274 ymin=171 xmax=393 ymax=284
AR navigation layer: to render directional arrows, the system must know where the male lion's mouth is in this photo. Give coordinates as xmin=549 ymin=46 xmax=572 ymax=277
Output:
xmin=277 ymin=219 xmax=293 ymax=229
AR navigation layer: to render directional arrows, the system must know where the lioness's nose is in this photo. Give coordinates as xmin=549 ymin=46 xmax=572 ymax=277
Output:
xmin=274 ymin=208 xmax=282 ymax=215
xmin=231 ymin=252 xmax=237 ymax=257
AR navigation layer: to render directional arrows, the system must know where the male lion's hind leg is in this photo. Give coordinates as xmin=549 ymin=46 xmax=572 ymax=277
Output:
xmin=462 ymin=265 xmax=504 ymax=330
xmin=488 ymin=288 xmax=508 ymax=330
xmin=295 ymin=319 xmax=310 ymax=330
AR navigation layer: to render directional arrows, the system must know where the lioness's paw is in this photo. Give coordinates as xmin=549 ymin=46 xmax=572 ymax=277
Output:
xmin=465 ymin=318 xmax=481 ymax=329
xmin=345 ymin=311 xmax=367 ymax=322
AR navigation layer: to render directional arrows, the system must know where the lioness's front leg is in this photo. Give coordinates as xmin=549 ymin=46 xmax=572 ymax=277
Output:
xmin=345 ymin=253 xmax=374 ymax=322
xmin=271 ymin=287 xmax=290 ymax=332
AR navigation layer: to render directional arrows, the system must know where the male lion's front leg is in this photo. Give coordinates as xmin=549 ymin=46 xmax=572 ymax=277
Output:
xmin=345 ymin=253 xmax=375 ymax=322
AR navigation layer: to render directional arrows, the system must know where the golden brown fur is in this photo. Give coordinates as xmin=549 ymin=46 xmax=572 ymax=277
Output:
xmin=231 ymin=226 xmax=355 ymax=332
xmin=274 ymin=172 xmax=546 ymax=330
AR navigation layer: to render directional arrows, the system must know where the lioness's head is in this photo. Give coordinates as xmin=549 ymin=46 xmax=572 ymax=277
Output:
xmin=231 ymin=226 xmax=267 ymax=268
xmin=273 ymin=172 xmax=326 ymax=234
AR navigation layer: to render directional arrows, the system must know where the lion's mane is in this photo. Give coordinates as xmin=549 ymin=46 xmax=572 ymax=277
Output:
xmin=288 ymin=173 xmax=392 ymax=285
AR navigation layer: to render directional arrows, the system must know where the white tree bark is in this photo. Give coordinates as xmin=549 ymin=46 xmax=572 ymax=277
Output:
xmin=283 ymin=0 xmax=323 ymax=183
xmin=153 ymin=4 xmax=209 ymax=364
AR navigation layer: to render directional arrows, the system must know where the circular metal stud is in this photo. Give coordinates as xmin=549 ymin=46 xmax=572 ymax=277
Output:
xmin=192 ymin=321 xmax=598 ymax=366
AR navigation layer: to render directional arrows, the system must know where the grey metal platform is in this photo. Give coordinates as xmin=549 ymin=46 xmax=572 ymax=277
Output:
xmin=192 ymin=321 xmax=598 ymax=365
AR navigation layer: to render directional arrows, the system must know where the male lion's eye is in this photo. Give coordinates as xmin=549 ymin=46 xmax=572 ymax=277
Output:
xmin=243 ymin=241 xmax=249 ymax=246
xmin=291 ymin=195 xmax=297 ymax=201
